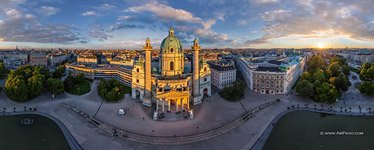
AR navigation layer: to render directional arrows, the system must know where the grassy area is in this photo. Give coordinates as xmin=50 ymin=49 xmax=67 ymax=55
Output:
xmin=66 ymin=79 xmax=91 ymax=95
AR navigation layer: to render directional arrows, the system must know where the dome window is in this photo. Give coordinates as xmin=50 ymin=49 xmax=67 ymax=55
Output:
xmin=170 ymin=61 xmax=174 ymax=70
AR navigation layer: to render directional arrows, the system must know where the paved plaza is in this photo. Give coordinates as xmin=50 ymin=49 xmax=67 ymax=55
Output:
xmin=0 ymin=71 xmax=373 ymax=150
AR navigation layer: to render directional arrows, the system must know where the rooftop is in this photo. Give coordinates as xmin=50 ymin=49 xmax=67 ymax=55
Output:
xmin=255 ymin=66 xmax=283 ymax=72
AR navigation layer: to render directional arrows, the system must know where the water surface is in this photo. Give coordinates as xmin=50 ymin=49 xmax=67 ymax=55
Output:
xmin=263 ymin=111 xmax=374 ymax=150
xmin=0 ymin=114 xmax=70 ymax=150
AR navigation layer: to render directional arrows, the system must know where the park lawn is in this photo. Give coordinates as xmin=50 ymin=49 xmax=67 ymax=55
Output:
xmin=66 ymin=79 xmax=91 ymax=95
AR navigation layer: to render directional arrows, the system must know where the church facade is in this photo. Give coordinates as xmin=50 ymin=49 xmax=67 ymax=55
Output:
xmin=131 ymin=28 xmax=211 ymax=117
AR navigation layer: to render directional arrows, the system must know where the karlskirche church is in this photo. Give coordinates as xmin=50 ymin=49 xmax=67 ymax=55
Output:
xmin=131 ymin=27 xmax=211 ymax=119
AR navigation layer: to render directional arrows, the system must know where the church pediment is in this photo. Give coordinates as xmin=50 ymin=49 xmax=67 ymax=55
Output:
xmin=155 ymin=91 xmax=189 ymax=99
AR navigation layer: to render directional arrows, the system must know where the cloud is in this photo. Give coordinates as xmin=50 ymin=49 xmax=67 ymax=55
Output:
xmin=243 ymin=0 xmax=374 ymax=47
xmin=202 ymin=20 xmax=216 ymax=30
xmin=36 ymin=6 xmax=60 ymax=16
xmin=0 ymin=7 xmax=83 ymax=44
xmin=124 ymin=1 xmax=233 ymax=46
xmin=173 ymin=25 xmax=233 ymax=45
xmin=89 ymin=25 xmax=112 ymax=41
xmin=251 ymin=0 xmax=281 ymax=4
xmin=108 ymin=23 xmax=145 ymax=32
xmin=5 ymin=9 xmax=22 ymax=18
xmin=117 ymin=15 xmax=134 ymax=21
xmin=126 ymin=1 xmax=202 ymax=23
xmin=261 ymin=9 xmax=290 ymax=21
xmin=99 ymin=3 xmax=115 ymax=10
xmin=82 ymin=11 xmax=99 ymax=16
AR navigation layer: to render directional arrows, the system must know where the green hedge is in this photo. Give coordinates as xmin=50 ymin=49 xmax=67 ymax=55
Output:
xmin=98 ymin=79 xmax=130 ymax=102
xmin=64 ymin=74 xmax=91 ymax=95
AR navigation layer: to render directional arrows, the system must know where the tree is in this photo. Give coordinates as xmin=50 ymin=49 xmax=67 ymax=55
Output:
xmin=362 ymin=62 xmax=371 ymax=70
xmin=307 ymin=55 xmax=326 ymax=73
xmin=329 ymin=73 xmax=349 ymax=91
xmin=33 ymin=66 xmax=51 ymax=79
xmin=327 ymin=62 xmax=341 ymax=77
xmin=313 ymin=69 xmax=326 ymax=82
xmin=0 ymin=63 xmax=9 ymax=79
xmin=98 ymin=79 xmax=127 ymax=102
xmin=359 ymin=81 xmax=374 ymax=96
xmin=52 ymin=65 xmax=65 ymax=79
xmin=367 ymin=65 xmax=374 ymax=81
xmin=301 ymin=72 xmax=312 ymax=82
xmin=295 ymin=80 xmax=314 ymax=98
xmin=342 ymin=65 xmax=350 ymax=76
xmin=219 ymin=80 xmax=246 ymax=101
xmin=27 ymin=74 xmax=44 ymax=99
xmin=5 ymin=75 xmax=28 ymax=102
xmin=5 ymin=65 xmax=50 ymax=102
xmin=64 ymin=74 xmax=91 ymax=95
xmin=359 ymin=63 xmax=374 ymax=81
xmin=47 ymin=78 xmax=65 ymax=96
xmin=315 ymin=82 xmax=340 ymax=103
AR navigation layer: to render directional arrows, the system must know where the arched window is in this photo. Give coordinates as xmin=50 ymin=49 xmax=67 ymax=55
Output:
xmin=204 ymin=67 xmax=207 ymax=71
xmin=170 ymin=48 xmax=174 ymax=53
xmin=170 ymin=61 xmax=174 ymax=70
xmin=136 ymin=68 xmax=139 ymax=72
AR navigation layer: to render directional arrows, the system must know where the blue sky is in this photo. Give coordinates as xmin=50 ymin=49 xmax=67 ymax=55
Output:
xmin=0 ymin=0 xmax=373 ymax=49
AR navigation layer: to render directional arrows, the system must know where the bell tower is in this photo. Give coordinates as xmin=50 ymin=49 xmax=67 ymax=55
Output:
xmin=143 ymin=37 xmax=152 ymax=107
xmin=192 ymin=38 xmax=202 ymax=104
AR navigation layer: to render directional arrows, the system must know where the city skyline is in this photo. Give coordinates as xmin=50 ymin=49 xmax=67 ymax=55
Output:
xmin=0 ymin=0 xmax=373 ymax=49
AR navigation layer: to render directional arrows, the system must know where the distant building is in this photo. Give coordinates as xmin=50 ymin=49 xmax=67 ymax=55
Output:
xmin=77 ymin=54 xmax=98 ymax=64
xmin=48 ymin=54 xmax=68 ymax=68
xmin=66 ymin=63 xmax=132 ymax=86
xmin=29 ymin=53 xmax=48 ymax=67
xmin=209 ymin=59 xmax=237 ymax=89
xmin=352 ymin=54 xmax=374 ymax=64
xmin=107 ymin=57 xmax=134 ymax=67
xmin=3 ymin=57 xmax=24 ymax=69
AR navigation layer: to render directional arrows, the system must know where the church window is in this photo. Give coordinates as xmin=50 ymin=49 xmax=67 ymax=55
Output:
xmin=170 ymin=61 xmax=174 ymax=70
xmin=170 ymin=48 xmax=174 ymax=53
xmin=204 ymin=67 xmax=207 ymax=71
xmin=136 ymin=79 xmax=139 ymax=83
xmin=136 ymin=68 xmax=139 ymax=72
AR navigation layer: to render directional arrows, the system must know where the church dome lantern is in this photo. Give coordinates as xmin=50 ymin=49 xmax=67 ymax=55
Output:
xmin=160 ymin=27 xmax=182 ymax=54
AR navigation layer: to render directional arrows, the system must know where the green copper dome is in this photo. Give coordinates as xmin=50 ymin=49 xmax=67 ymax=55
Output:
xmin=160 ymin=27 xmax=182 ymax=52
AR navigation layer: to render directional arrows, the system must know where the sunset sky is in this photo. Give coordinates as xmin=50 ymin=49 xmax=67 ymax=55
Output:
xmin=0 ymin=0 xmax=373 ymax=49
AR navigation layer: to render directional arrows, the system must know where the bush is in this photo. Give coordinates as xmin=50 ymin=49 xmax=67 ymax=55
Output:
xmin=98 ymin=79 xmax=130 ymax=102
xmin=359 ymin=81 xmax=374 ymax=96
xmin=219 ymin=80 xmax=246 ymax=101
xmin=64 ymin=74 xmax=91 ymax=95
xmin=46 ymin=78 xmax=65 ymax=96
